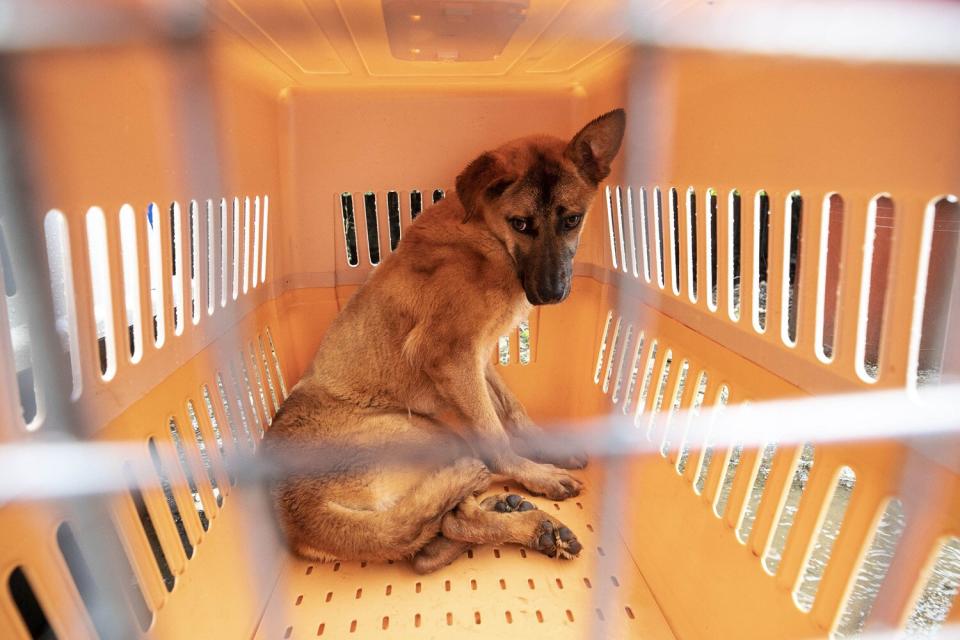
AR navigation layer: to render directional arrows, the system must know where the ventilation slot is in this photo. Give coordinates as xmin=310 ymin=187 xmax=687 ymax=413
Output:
xmin=518 ymin=320 xmax=531 ymax=365
xmin=817 ymin=194 xmax=844 ymax=361
xmin=707 ymin=188 xmax=718 ymax=310
xmin=2 ymin=219 xmax=38 ymax=427
xmin=669 ymin=187 xmax=681 ymax=295
xmin=654 ymin=186 xmax=666 ymax=288
xmin=202 ymin=384 xmax=234 ymax=485
xmin=219 ymin=199 xmax=228 ymax=308
xmin=340 ymin=194 xmax=359 ymax=267
xmin=57 ymin=521 xmax=152 ymax=633
xmin=169 ymin=418 xmax=209 ymax=531
xmin=125 ymin=465 xmax=175 ymax=591
xmin=593 ymin=311 xmax=614 ymax=384
xmin=265 ymin=327 xmax=288 ymax=398
xmin=232 ymin=197 xmax=241 ymax=299
xmin=145 ymin=204 xmax=165 ymax=348
xmin=736 ymin=441 xmax=778 ymax=543
xmin=86 ymin=207 xmax=117 ymax=379
xmin=636 ymin=186 xmax=651 ymax=282
xmin=646 ymin=350 xmax=673 ymax=438
xmin=632 ymin=341 xmax=659 ymax=426
xmin=260 ymin=195 xmax=270 ymax=284
xmin=117 ymin=205 xmax=144 ymax=363
xmin=241 ymin=196 xmax=251 ymax=295
xmin=43 ymin=210 xmax=81 ymax=399
xmin=729 ymin=190 xmax=742 ymax=320
xmin=713 ymin=438 xmax=743 ymax=518
xmin=432 ymin=189 xmax=445 ymax=203
xmin=624 ymin=186 xmax=639 ymax=277
xmin=410 ymin=190 xmax=423 ymax=219
xmin=832 ymin=498 xmax=906 ymax=639
xmin=660 ymin=359 xmax=689 ymax=456
xmin=620 ymin=332 xmax=646 ymax=414
xmin=694 ymin=385 xmax=729 ymax=495
xmin=170 ymin=202 xmax=185 ymax=334
xmin=611 ymin=325 xmax=633 ymax=403
xmin=858 ymin=195 xmax=894 ymax=381
xmin=676 ymin=371 xmax=708 ymax=474
xmin=188 ymin=201 xmax=201 ymax=323
xmin=260 ymin=336 xmax=281 ymax=413
xmin=237 ymin=359 xmax=264 ymax=438
xmin=223 ymin=369 xmax=255 ymax=450
xmin=248 ymin=346 xmax=272 ymax=425
xmin=8 ymin=567 xmax=54 ymax=640
xmin=601 ymin=317 xmax=622 ymax=393
xmin=251 ymin=196 xmax=261 ymax=291
xmin=763 ymin=443 xmax=815 ymax=574
xmin=187 ymin=400 xmax=222 ymax=507
xmin=148 ymin=438 xmax=193 ymax=558
xmin=754 ymin=191 xmax=771 ymax=332
xmin=794 ymin=465 xmax=857 ymax=612
xmin=615 ymin=186 xmax=627 ymax=273
xmin=914 ymin=195 xmax=960 ymax=387
xmin=387 ymin=191 xmax=402 ymax=251
xmin=903 ymin=536 xmax=959 ymax=638
xmin=783 ymin=192 xmax=803 ymax=345
xmin=604 ymin=186 xmax=618 ymax=270
xmin=363 ymin=192 xmax=381 ymax=266
xmin=686 ymin=187 xmax=698 ymax=301
xmin=205 ymin=200 xmax=215 ymax=315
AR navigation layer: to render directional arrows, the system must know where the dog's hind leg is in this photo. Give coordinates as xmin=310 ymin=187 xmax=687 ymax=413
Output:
xmin=440 ymin=493 xmax=583 ymax=560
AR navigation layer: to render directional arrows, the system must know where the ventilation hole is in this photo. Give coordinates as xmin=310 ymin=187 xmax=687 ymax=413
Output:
xmin=350 ymin=619 xmax=357 ymax=633
xmin=148 ymin=438 xmax=193 ymax=558
xmin=528 ymin=578 xmax=535 ymax=589
xmin=602 ymin=317 xmax=622 ymax=393
xmin=505 ymin=611 xmax=513 ymax=624
xmin=202 ymin=385 xmax=234 ymax=485
xmin=729 ymin=190 xmax=742 ymax=320
xmin=251 ymin=197 xmax=261 ymax=291
xmin=385 ymin=584 xmax=392 ymax=595
xmin=265 ymin=327 xmax=288 ymax=398
xmin=325 ymin=591 xmax=331 ymax=601
xmin=219 ymin=198 xmax=228 ymax=308
xmin=356 ymin=588 xmax=362 ymax=599
xmin=586 ymin=523 xmax=594 ymax=532
xmin=414 ymin=613 xmax=421 ymax=628
xmin=576 ymin=502 xmax=583 ymax=510
xmin=498 ymin=579 xmax=506 ymax=589
xmin=536 ymin=610 xmax=544 ymax=623
xmin=857 ymin=195 xmax=895 ymax=381
xmin=553 ymin=503 xmax=560 ymax=511
xmin=466 ymin=549 xmax=473 ymax=559
xmin=333 ymin=562 xmax=340 ymax=572
xmin=445 ymin=612 xmax=452 ymax=626
xmin=498 ymin=334 xmax=510 ymax=365
xmin=817 ymin=194 xmax=845 ymax=361
xmin=598 ymin=546 xmax=606 ymax=556
xmin=170 ymin=202 xmax=185 ymax=334
xmin=284 ymin=626 xmax=292 ymax=639
xmin=169 ymin=418 xmax=209 ymax=531
xmin=0 ymin=220 xmax=14 ymax=295
xmin=762 ymin=443 xmax=815 ymax=574
xmin=646 ymin=350 xmax=673 ymax=439
xmin=669 ymin=187 xmax=681 ymax=295
xmin=611 ymin=576 xmax=620 ymax=587
xmin=520 ymin=548 xmax=527 ymax=558
xmin=409 ymin=190 xmax=423 ymax=219
xmin=903 ymin=536 xmax=959 ymax=637
xmin=914 ymin=195 xmax=960 ymax=387
xmin=687 ymin=187 xmax=698 ymax=301
xmin=237 ymin=359 xmax=264 ymax=439
xmin=615 ymin=186 xmax=628 ymax=273
xmin=633 ymin=341 xmax=659 ymax=424
xmin=231 ymin=197 xmax=241 ymax=300
xmin=306 ymin=566 xmax=314 ymax=575
xmin=604 ymin=186 xmax=619 ymax=270
xmin=593 ymin=311 xmax=614 ymax=384
xmin=8 ymin=567 xmax=55 ymax=640
xmin=694 ymin=385 xmax=730 ymax=495
xmin=186 ymin=400 xmax=222 ymax=507
xmin=556 ymin=578 xmax=564 ymax=589
xmin=518 ymin=320 xmax=531 ymax=365
xmin=317 ymin=622 xmax=325 ymax=636
xmin=624 ymin=186 xmax=639 ymax=277
xmin=296 ymin=595 xmax=303 ymax=606
xmin=654 ymin=186 xmax=666 ymax=288
xmin=621 ymin=332 xmax=646 ymax=414
xmin=566 ymin=609 xmax=575 ymax=622
xmin=188 ymin=200 xmax=201 ymax=322
xmin=676 ymin=371 xmax=708 ymax=474
xmin=474 ymin=611 xmax=482 ymax=625
xmin=612 ymin=326 xmax=635 ymax=400
xmin=584 ymin=577 xmax=592 ymax=588
xmin=43 ymin=210 xmax=82 ymax=398
xmin=470 ymin=579 xmax=477 ymax=590
xmin=415 ymin=581 xmax=421 ymax=593
xmin=707 ymin=188 xmax=718 ymax=309
xmin=782 ymin=192 xmax=803 ymax=345
xmin=218 ymin=371 xmax=253 ymax=451
xmin=57 ymin=521 xmax=152 ymax=633
xmin=205 ymin=200 xmax=215 ymax=315
xmin=362 ymin=193 xmax=381 ymax=266
xmin=340 ymin=194 xmax=359 ymax=267
xmin=241 ymin=196 xmax=252 ymax=295
xmin=660 ymin=359 xmax=689 ymax=456
xmin=382 ymin=616 xmax=389 ymax=630
xmin=118 ymin=205 xmax=143 ymax=362
xmin=387 ymin=191 xmax=402 ymax=251
xmin=2 ymin=220 xmax=40 ymax=427
xmin=713 ymin=441 xmax=743 ymax=518
xmin=260 ymin=195 xmax=270 ymax=284
xmin=249 ymin=345 xmax=272 ymax=425
xmin=625 ymin=606 xmax=635 ymax=620
xmin=596 ymin=608 xmax=605 ymax=621
xmin=125 ymin=466 xmax=175 ymax=592
xmin=736 ymin=441 xmax=778 ymax=543
xmin=833 ymin=498 xmax=906 ymax=638
xmin=754 ymin=191 xmax=771 ymax=332
xmin=432 ymin=189 xmax=444 ymax=204
xmin=794 ymin=466 xmax=857 ymax=612
xmin=85 ymin=207 xmax=117 ymax=379
xmin=444 ymin=580 xmax=450 ymax=592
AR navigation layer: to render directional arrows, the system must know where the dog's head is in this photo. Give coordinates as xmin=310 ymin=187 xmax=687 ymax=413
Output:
xmin=456 ymin=109 xmax=626 ymax=305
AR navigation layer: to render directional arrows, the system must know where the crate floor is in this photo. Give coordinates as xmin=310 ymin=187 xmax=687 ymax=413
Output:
xmin=254 ymin=469 xmax=675 ymax=639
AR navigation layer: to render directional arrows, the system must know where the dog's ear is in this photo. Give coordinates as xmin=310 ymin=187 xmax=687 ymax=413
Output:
xmin=456 ymin=152 xmax=515 ymax=222
xmin=565 ymin=108 xmax=626 ymax=185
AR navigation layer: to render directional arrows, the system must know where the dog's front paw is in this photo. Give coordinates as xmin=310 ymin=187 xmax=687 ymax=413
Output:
xmin=519 ymin=463 xmax=583 ymax=500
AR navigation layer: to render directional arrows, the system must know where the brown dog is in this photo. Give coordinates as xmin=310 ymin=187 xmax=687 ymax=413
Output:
xmin=263 ymin=109 xmax=626 ymax=573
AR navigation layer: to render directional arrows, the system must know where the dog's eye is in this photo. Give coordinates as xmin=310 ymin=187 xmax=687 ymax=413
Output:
xmin=509 ymin=217 xmax=532 ymax=233
xmin=563 ymin=214 xmax=583 ymax=230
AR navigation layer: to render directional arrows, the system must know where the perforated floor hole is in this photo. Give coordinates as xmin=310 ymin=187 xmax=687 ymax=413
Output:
xmin=255 ymin=468 xmax=673 ymax=639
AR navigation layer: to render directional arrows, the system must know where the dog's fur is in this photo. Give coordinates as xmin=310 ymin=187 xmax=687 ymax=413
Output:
xmin=263 ymin=110 xmax=626 ymax=573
